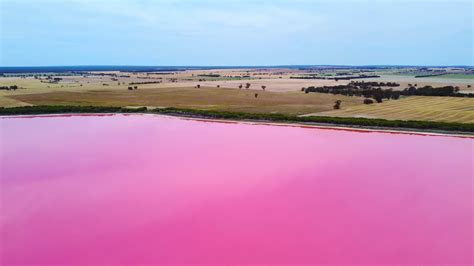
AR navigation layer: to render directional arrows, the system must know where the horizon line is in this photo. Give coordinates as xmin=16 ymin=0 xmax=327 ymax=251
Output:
xmin=1 ymin=64 xmax=473 ymax=68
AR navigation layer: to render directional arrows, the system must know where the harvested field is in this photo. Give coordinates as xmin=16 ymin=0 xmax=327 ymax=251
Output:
xmin=310 ymin=96 xmax=474 ymax=123
xmin=7 ymin=87 xmax=363 ymax=115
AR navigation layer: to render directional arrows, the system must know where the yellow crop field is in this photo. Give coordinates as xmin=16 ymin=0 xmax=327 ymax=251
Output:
xmin=313 ymin=96 xmax=474 ymax=123
xmin=6 ymin=87 xmax=364 ymax=115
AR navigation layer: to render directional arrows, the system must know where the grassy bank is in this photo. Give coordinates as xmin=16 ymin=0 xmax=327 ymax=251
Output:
xmin=1 ymin=105 xmax=473 ymax=133
xmin=0 ymin=105 xmax=148 ymax=114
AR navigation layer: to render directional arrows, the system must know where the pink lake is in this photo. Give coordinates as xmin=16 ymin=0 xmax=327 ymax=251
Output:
xmin=0 ymin=114 xmax=473 ymax=265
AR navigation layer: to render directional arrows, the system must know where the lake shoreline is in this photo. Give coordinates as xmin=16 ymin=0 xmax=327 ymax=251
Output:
xmin=3 ymin=111 xmax=473 ymax=138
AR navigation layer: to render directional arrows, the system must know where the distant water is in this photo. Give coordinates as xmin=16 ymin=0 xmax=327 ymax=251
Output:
xmin=1 ymin=114 xmax=472 ymax=264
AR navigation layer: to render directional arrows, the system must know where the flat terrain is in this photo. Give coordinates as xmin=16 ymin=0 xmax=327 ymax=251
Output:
xmin=313 ymin=96 xmax=474 ymax=123
xmin=7 ymin=87 xmax=362 ymax=115
xmin=1 ymin=67 xmax=473 ymax=123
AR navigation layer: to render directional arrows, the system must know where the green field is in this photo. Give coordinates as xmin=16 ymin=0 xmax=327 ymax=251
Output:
xmin=431 ymin=74 xmax=474 ymax=79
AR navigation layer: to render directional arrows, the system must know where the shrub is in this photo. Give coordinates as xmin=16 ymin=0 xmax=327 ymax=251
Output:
xmin=0 ymin=85 xmax=19 ymax=91
xmin=363 ymin=99 xmax=374 ymax=104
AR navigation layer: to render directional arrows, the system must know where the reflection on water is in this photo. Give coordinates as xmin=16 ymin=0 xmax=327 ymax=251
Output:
xmin=1 ymin=114 xmax=473 ymax=264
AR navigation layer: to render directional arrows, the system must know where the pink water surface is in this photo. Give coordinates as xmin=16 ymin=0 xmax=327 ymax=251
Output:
xmin=0 ymin=114 xmax=473 ymax=265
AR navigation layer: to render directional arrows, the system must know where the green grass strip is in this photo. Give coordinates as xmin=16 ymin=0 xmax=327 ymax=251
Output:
xmin=1 ymin=105 xmax=473 ymax=133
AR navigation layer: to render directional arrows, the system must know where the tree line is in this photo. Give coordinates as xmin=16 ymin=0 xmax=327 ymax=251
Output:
xmin=303 ymin=85 xmax=401 ymax=103
xmin=303 ymin=84 xmax=474 ymax=103
xmin=290 ymin=75 xmax=380 ymax=81
xmin=349 ymin=81 xmax=400 ymax=87
xmin=129 ymin=81 xmax=161 ymax=85
xmin=197 ymin=74 xmax=221 ymax=78
xmin=400 ymin=85 xmax=474 ymax=97
xmin=0 ymin=85 xmax=19 ymax=91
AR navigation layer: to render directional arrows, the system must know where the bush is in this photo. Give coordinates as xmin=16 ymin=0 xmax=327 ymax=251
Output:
xmin=364 ymin=99 xmax=374 ymax=104
xmin=0 ymin=85 xmax=19 ymax=91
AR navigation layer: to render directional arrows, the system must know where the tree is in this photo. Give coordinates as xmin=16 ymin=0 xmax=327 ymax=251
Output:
xmin=261 ymin=85 xmax=266 ymax=91
xmin=391 ymin=91 xmax=400 ymax=100
xmin=374 ymin=95 xmax=383 ymax=103
xmin=238 ymin=84 xmax=243 ymax=89
xmin=333 ymin=100 xmax=342 ymax=109
xmin=245 ymin=83 xmax=251 ymax=89
xmin=196 ymin=84 xmax=201 ymax=88
xmin=363 ymin=99 xmax=374 ymax=104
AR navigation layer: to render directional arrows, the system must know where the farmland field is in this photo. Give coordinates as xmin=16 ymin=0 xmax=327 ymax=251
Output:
xmin=6 ymin=87 xmax=363 ymax=115
xmin=1 ymin=67 xmax=473 ymax=125
xmin=313 ymin=96 xmax=474 ymax=123
xmin=431 ymin=74 xmax=474 ymax=79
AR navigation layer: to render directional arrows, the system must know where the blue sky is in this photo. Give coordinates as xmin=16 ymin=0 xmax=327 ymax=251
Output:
xmin=0 ymin=0 xmax=472 ymax=66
